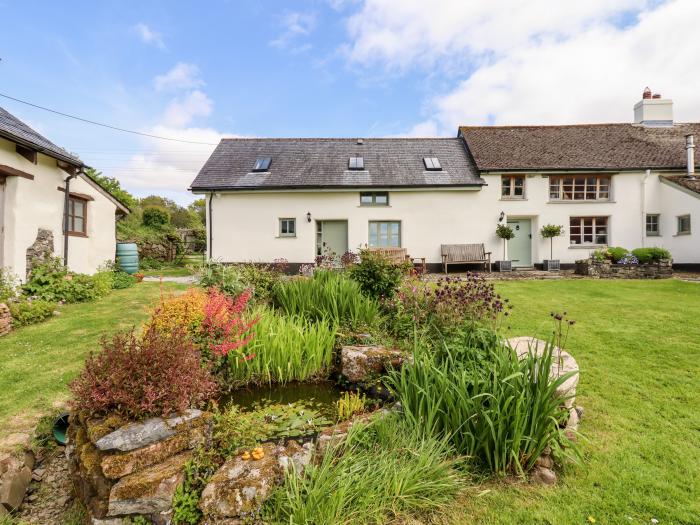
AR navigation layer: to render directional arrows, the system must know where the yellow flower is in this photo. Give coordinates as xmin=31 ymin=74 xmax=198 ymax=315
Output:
xmin=587 ymin=517 xmax=596 ymax=524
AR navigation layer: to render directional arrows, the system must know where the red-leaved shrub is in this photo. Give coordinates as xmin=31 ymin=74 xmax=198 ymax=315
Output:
xmin=70 ymin=327 xmax=218 ymax=419
xmin=200 ymin=287 xmax=258 ymax=358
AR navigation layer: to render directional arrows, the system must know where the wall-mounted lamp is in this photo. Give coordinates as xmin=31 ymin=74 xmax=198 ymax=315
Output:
xmin=306 ymin=212 xmax=312 ymax=223
xmin=498 ymin=211 xmax=505 ymax=223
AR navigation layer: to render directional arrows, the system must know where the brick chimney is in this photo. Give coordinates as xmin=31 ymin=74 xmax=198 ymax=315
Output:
xmin=634 ymin=88 xmax=673 ymax=127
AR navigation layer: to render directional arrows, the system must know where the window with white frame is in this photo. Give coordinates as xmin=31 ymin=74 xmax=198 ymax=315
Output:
xmin=550 ymin=175 xmax=611 ymax=201
xmin=360 ymin=192 xmax=389 ymax=206
xmin=677 ymin=214 xmax=691 ymax=235
xmin=569 ymin=216 xmax=608 ymax=245
xmin=279 ymin=218 xmax=296 ymax=237
xmin=501 ymin=175 xmax=525 ymax=199
xmin=646 ymin=214 xmax=660 ymax=236
xmin=368 ymin=221 xmax=400 ymax=247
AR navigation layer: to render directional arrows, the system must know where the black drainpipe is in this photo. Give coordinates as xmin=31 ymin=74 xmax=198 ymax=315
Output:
xmin=208 ymin=192 xmax=214 ymax=260
xmin=62 ymin=170 xmax=80 ymax=266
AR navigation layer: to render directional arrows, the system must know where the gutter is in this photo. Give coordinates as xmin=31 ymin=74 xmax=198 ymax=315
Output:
xmin=641 ymin=169 xmax=651 ymax=247
xmin=208 ymin=193 xmax=213 ymax=260
xmin=62 ymin=170 xmax=80 ymax=266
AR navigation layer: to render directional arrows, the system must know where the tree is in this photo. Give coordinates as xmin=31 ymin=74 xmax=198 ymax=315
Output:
xmin=85 ymin=168 xmax=136 ymax=209
xmin=540 ymin=224 xmax=564 ymax=260
xmin=188 ymin=198 xmax=206 ymax=226
xmin=495 ymin=223 xmax=515 ymax=260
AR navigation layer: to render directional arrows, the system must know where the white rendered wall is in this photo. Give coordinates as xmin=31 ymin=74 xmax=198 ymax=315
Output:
xmin=0 ymin=137 xmax=118 ymax=278
xmin=657 ymin=177 xmax=699 ymax=263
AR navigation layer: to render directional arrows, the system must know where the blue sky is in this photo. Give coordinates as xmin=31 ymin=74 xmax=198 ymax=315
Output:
xmin=1 ymin=0 xmax=699 ymax=203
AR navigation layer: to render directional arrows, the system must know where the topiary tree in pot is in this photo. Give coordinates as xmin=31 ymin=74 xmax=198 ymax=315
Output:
xmin=540 ymin=224 xmax=564 ymax=271
xmin=495 ymin=223 xmax=515 ymax=272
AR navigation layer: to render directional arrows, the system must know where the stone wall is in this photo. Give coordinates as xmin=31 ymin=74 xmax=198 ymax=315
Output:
xmin=575 ymin=259 xmax=672 ymax=279
xmin=67 ymin=409 xmax=211 ymax=524
xmin=25 ymin=228 xmax=55 ymax=278
xmin=0 ymin=303 xmax=11 ymax=337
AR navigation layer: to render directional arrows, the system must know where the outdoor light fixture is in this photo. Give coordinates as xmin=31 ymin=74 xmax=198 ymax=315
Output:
xmin=307 ymin=212 xmax=312 ymax=223
xmin=498 ymin=211 xmax=505 ymax=222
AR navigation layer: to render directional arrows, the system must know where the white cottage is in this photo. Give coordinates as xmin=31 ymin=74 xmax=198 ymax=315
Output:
xmin=190 ymin=91 xmax=700 ymax=271
xmin=0 ymin=107 xmax=130 ymax=278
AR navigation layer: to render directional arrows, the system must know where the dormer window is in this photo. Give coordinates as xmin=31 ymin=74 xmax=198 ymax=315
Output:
xmin=253 ymin=157 xmax=271 ymax=172
xmin=423 ymin=157 xmax=441 ymax=170
xmin=349 ymin=157 xmax=364 ymax=170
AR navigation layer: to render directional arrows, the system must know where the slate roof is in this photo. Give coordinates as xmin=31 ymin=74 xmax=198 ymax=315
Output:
xmin=459 ymin=123 xmax=700 ymax=172
xmin=190 ymin=138 xmax=484 ymax=190
xmin=661 ymin=175 xmax=700 ymax=196
xmin=0 ymin=106 xmax=82 ymax=166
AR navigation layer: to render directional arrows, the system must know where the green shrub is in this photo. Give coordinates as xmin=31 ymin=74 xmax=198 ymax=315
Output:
xmin=632 ymin=247 xmax=672 ymax=263
xmin=264 ymin=414 xmax=462 ymax=524
xmin=607 ymin=246 xmax=629 ymax=263
xmin=387 ymin=335 xmax=578 ymax=476
xmin=142 ymin=206 xmax=170 ymax=228
xmin=140 ymin=256 xmax=164 ymax=270
xmin=228 ymin=307 xmax=336 ymax=385
xmin=238 ymin=263 xmax=285 ymax=301
xmin=23 ymin=258 xmax=112 ymax=303
xmin=348 ymin=249 xmax=408 ymax=300
xmin=8 ymin=298 xmax=56 ymax=326
xmin=111 ymin=271 xmax=136 ymax=289
xmin=273 ymin=270 xmax=380 ymax=329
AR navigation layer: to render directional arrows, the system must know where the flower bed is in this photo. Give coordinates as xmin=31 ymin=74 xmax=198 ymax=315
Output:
xmin=575 ymin=259 xmax=672 ymax=278
xmin=64 ymin=264 xmax=582 ymax=524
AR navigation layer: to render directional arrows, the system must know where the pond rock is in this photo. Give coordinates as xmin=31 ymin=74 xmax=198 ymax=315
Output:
xmin=101 ymin=415 xmax=210 ymax=479
xmin=200 ymin=441 xmax=313 ymax=519
xmin=107 ymin=451 xmax=190 ymax=516
xmin=508 ymin=337 xmax=579 ymax=409
xmin=340 ymin=345 xmax=408 ymax=383
xmin=95 ymin=409 xmax=203 ymax=452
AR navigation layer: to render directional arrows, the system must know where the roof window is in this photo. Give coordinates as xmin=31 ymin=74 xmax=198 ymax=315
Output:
xmin=253 ymin=157 xmax=271 ymax=171
xmin=349 ymin=157 xmax=364 ymax=170
xmin=423 ymin=157 xmax=442 ymax=170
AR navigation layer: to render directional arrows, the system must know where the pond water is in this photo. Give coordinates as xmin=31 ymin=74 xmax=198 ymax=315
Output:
xmin=221 ymin=381 xmax=343 ymax=419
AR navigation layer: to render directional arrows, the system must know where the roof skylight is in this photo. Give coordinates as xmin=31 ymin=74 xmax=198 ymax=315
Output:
xmin=349 ymin=157 xmax=364 ymax=170
xmin=423 ymin=157 xmax=442 ymax=170
xmin=253 ymin=157 xmax=271 ymax=171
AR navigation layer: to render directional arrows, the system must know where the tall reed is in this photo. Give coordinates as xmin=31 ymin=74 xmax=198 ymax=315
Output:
xmin=227 ymin=307 xmax=336 ymax=385
xmin=388 ymin=335 xmax=577 ymax=476
xmin=273 ymin=270 xmax=379 ymax=329
xmin=264 ymin=414 xmax=462 ymax=524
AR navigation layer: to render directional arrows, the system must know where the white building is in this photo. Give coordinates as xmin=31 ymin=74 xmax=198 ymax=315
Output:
xmin=190 ymin=91 xmax=699 ymax=271
xmin=0 ymin=107 xmax=130 ymax=278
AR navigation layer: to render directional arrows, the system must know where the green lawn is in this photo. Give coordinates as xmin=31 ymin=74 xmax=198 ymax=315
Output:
xmin=0 ymin=278 xmax=697 ymax=524
xmin=449 ymin=279 xmax=700 ymax=525
xmin=0 ymin=282 xmax=187 ymax=441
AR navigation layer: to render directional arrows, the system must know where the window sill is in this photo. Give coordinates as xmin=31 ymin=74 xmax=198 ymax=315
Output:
xmin=276 ymin=235 xmax=297 ymax=239
xmin=67 ymin=231 xmax=88 ymax=238
xmin=568 ymin=244 xmax=606 ymax=249
xmin=645 ymin=233 xmax=660 ymax=237
xmin=674 ymin=232 xmax=691 ymax=236
xmin=358 ymin=205 xmax=391 ymax=208
xmin=499 ymin=197 xmax=527 ymax=201
xmin=548 ymin=200 xmax=614 ymax=204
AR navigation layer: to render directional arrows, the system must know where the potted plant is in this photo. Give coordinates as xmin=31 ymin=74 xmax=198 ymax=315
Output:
xmin=495 ymin=223 xmax=515 ymax=272
xmin=133 ymin=272 xmax=145 ymax=283
xmin=540 ymin=224 xmax=564 ymax=271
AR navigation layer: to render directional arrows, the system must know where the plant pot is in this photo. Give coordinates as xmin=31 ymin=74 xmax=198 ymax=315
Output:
xmin=134 ymin=273 xmax=145 ymax=283
xmin=495 ymin=260 xmax=512 ymax=272
xmin=542 ymin=260 xmax=560 ymax=272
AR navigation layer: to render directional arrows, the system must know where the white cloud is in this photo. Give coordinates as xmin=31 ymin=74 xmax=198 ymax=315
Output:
xmin=154 ymin=63 xmax=204 ymax=92
xmin=270 ymin=11 xmax=317 ymax=51
xmin=342 ymin=0 xmax=700 ymax=133
xmin=133 ymin=23 xmax=165 ymax=49
xmin=162 ymin=90 xmax=213 ymax=128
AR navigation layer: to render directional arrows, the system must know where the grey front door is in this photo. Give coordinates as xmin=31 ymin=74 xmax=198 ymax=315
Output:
xmin=316 ymin=220 xmax=348 ymax=260
xmin=507 ymin=219 xmax=532 ymax=267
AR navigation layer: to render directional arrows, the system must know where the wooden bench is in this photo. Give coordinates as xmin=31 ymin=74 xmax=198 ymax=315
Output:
xmin=366 ymin=247 xmax=426 ymax=273
xmin=441 ymin=244 xmax=491 ymax=273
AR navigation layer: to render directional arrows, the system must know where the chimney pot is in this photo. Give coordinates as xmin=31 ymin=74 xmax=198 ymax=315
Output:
xmin=686 ymin=134 xmax=696 ymax=179
xmin=357 ymin=138 xmax=364 ymax=145
xmin=643 ymin=87 xmax=652 ymax=99
xmin=652 ymin=93 xmax=661 ymax=99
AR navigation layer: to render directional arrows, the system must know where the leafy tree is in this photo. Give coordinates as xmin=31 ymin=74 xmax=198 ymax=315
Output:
xmin=85 ymin=168 xmax=136 ymax=209
xmin=188 ymin=198 xmax=206 ymax=226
